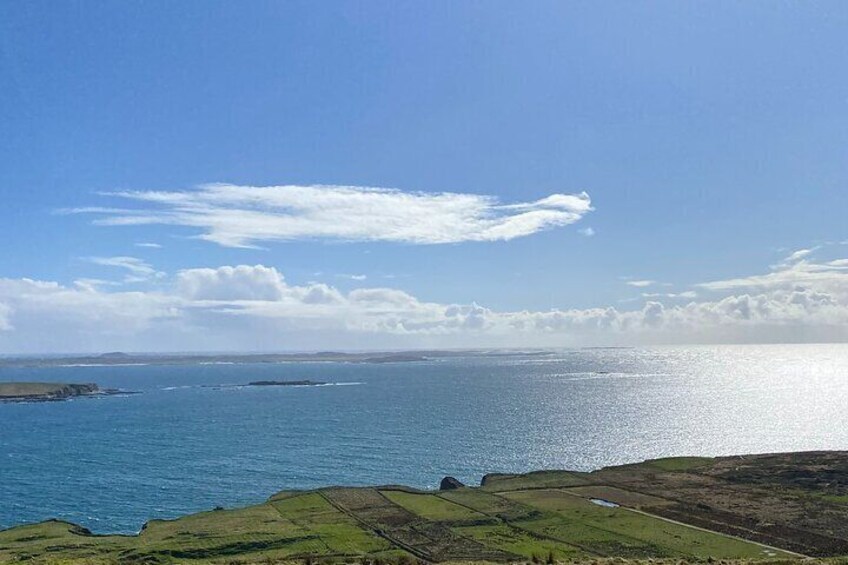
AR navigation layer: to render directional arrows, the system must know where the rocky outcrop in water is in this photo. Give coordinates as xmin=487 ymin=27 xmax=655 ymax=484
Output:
xmin=439 ymin=476 xmax=464 ymax=490
xmin=247 ymin=380 xmax=326 ymax=387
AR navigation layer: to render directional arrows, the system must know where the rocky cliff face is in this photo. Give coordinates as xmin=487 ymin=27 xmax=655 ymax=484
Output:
xmin=60 ymin=383 xmax=99 ymax=398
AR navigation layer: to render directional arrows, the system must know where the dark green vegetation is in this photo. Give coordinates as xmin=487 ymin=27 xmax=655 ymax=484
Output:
xmin=0 ymin=382 xmax=100 ymax=402
xmin=3 ymin=452 xmax=848 ymax=564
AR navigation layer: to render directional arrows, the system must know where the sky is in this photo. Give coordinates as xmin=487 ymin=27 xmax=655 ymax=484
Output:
xmin=1 ymin=1 xmax=847 ymax=353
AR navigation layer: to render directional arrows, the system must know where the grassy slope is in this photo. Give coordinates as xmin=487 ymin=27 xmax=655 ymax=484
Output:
xmin=505 ymin=490 xmax=769 ymax=558
xmin=380 ymin=491 xmax=486 ymax=522
xmin=4 ymin=452 xmax=846 ymax=564
xmin=0 ymin=496 xmax=398 ymax=565
xmin=0 ymin=383 xmax=71 ymax=398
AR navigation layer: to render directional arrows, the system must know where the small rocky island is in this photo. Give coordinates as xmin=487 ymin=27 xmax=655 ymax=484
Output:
xmin=247 ymin=380 xmax=326 ymax=387
xmin=0 ymin=382 xmax=122 ymax=403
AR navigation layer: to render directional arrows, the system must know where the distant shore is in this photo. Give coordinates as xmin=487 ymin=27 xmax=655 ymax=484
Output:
xmin=0 ymin=349 xmax=555 ymax=369
xmin=0 ymin=382 xmax=128 ymax=403
xmin=247 ymin=379 xmax=327 ymax=387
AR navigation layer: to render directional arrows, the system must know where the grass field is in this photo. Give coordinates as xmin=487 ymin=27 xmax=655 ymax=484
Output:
xmin=3 ymin=451 xmax=846 ymax=563
xmin=0 ymin=382 xmax=89 ymax=398
xmin=454 ymin=524 xmax=582 ymax=560
xmin=480 ymin=471 xmax=590 ymax=493
xmin=380 ymin=491 xmax=487 ymax=522
xmin=437 ymin=489 xmax=540 ymax=521
xmin=643 ymin=457 xmax=714 ymax=472
xmin=505 ymin=490 xmax=776 ymax=559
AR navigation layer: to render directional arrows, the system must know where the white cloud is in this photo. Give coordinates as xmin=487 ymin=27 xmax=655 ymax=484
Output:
xmin=768 ymin=247 xmax=820 ymax=270
xmin=784 ymin=248 xmax=816 ymax=263
xmin=73 ymin=278 xmax=121 ymax=291
xmin=86 ymin=256 xmax=165 ymax=283
xmin=135 ymin=242 xmax=163 ymax=249
xmin=578 ymin=227 xmax=595 ymax=237
xmin=337 ymin=274 xmax=368 ymax=281
xmin=301 ymin=283 xmax=345 ymax=305
xmin=0 ymin=302 xmax=12 ymax=331
xmin=698 ymin=249 xmax=848 ymax=292
xmin=64 ymin=183 xmax=593 ymax=247
xmin=176 ymin=265 xmax=287 ymax=301
xmin=626 ymin=280 xmax=655 ymax=288
xmin=0 ymin=278 xmax=179 ymax=351
xmin=642 ymin=291 xmax=698 ymax=299
xmin=3 ymin=247 xmax=848 ymax=352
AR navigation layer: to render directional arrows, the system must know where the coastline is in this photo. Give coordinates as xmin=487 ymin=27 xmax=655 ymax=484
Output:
xmin=0 ymin=350 xmax=551 ymax=369
xmin=2 ymin=451 xmax=846 ymax=563
xmin=0 ymin=382 xmax=114 ymax=403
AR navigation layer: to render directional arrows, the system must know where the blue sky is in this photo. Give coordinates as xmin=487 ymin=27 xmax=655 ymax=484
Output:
xmin=1 ymin=2 xmax=847 ymax=352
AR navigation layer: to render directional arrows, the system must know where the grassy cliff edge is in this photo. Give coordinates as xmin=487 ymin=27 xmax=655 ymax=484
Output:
xmin=1 ymin=451 xmax=847 ymax=564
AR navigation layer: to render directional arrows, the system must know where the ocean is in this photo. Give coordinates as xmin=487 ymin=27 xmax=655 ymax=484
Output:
xmin=1 ymin=344 xmax=846 ymax=533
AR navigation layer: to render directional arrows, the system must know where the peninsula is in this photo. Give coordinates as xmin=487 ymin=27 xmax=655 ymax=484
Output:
xmin=2 ymin=451 xmax=846 ymax=564
xmin=0 ymin=382 xmax=108 ymax=403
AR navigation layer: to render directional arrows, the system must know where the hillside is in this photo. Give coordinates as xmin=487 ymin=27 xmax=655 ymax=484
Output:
xmin=1 ymin=452 xmax=846 ymax=564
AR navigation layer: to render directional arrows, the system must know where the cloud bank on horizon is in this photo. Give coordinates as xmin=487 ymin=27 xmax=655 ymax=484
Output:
xmin=1 ymin=247 xmax=847 ymax=353
xmin=65 ymin=184 xmax=594 ymax=247
xmin=0 ymin=184 xmax=844 ymax=352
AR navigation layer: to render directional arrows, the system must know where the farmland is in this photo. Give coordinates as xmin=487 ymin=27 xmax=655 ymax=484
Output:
xmin=2 ymin=451 xmax=846 ymax=564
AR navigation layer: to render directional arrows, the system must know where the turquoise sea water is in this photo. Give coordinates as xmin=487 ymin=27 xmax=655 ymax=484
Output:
xmin=1 ymin=344 xmax=847 ymax=533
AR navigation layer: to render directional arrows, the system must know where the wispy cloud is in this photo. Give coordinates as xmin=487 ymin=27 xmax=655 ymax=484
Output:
xmin=86 ymin=256 xmax=165 ymax=283
xmin=135 ymin=242 xmax=163 ymax=249
xmin=336 ymin=273 xmax=368 ymax=281
xmin=578 ymin=227 xmax=595 ymax=237
xmin=642 ymin=291 xmax=697 ymax=299
xmin=63 ymin=183 xmax=593 ymax=248
xmin=785 ymin=248 xmax=816 ymax=262
xmin=770 ymin=246 xmax=819 ymax=270
xmin=625 ymin=279 xmax=655 ymax=288
xmin=698 ymin=248 xmax=848 ymax=292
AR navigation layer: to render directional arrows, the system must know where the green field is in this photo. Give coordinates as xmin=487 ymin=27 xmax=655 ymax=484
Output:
xmin=505 ymin=490 xmax=771 ymax=558
xmin=480 ymin=471 xmax=590 ymax=493
xmin=454 ymin=524 xmax=582 ymax=560
xmin=0 ymin=487 xmax=781 ymax=564
xmin=0 ymin=382 xmax=67 ymax=397
xmin=0 ymin=382 xmax=90 ymax=398
xmin=3 ymin=451 xmax=847 ymax=564
xmin=642 ymin=457 xmax=714 ymax=472
xmin=380 ymin=490 xmax=487 ymax=522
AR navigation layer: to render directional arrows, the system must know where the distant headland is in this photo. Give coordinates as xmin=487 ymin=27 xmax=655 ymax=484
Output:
xmin=0 ymin=382 xmax=127 ymax=403
xmin=0 ymin=349 xmax=556 ymax=369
